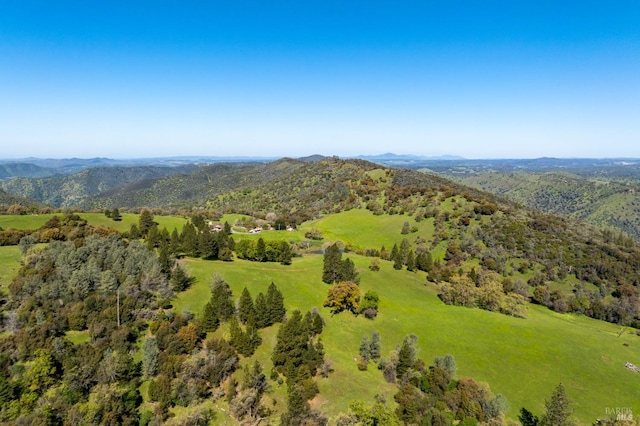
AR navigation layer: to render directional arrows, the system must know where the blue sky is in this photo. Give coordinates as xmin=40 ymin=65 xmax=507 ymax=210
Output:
xmin=1 ymin=1 xmax=639 ymax=159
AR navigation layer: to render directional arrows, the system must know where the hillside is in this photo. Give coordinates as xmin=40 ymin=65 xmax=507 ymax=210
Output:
xmin=0 ymin=188 xmax=46 ymax=211
xmin=1 ymin=164 xmax=199 ymax=207
xmin=447 ymin=171 xmax=640 ymax=241
xmin=0 ymin=162 xmax=57 ymax=180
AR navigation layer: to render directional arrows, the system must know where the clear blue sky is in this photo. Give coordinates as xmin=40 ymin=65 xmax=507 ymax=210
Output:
xmin=1 ymin=1 xmax=639 ymax=159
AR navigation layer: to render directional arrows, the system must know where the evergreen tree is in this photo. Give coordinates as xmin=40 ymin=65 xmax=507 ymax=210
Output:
xmin=180 ymin=222 xmax=199 ymax=257
xmin=138 ymin=209 xmax=155 ymax=237
xmin=200 ymin=301 xmax=219 ymax=332
xmin=210 ymin=275 xmax=235 ymax=320
xmin=340 ymin=257 xmax=360 ymax=283
xmin=170 ymin=264 xmax=194 ymax=292
xmin=359 ymin=335 xmax=372 ymax=362
xmin=238 ymin=287 xmax=256 ymax=324
xmin=170 ymin=228 xmax=180 ymax=254
xmin=199 ymin=227 xmax=219 ymax=260
xmin=540 ymin=383 xmax=576 ymax=426
xmin=370 ymin=331 xmax=382 ymax=362
xmin=141 ymin=337 xmax=159 ymax=379
xmin=393 ymin=247 xmax=404 ymax=270
xmin=519 ymin=407 xmax=539 ymax=426
xmin=254 ymin=292 xmax=269 ymax=328
xmin=266 ymin=282 xmax=286 ymax=324
xmin=322 ymin=243 xmax=342 ymax=283
xmin=256 ymin=237 xmax=267 ymax=262
xmin=416 ymin=251 xmax=433 ymax=272
xmin=406 ymin=251 xmax=416 ymax=272
xmin=229 ymin=316 xmax=249 ymax=355
xmin=396 ymin=334 xmax=418 ymax=380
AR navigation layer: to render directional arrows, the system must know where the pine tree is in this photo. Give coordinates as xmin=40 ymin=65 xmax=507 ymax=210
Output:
xmin=406 ymin=251 xmax=416 ymax=271
xmin=238 ymin=287 xmax=256 ymax=324
xmin=393 ymin=247 xmax=404 ymax=270
xmin=396 ymin=334 xmax=418 ymax=380
xmin=266 ymin=282 xmax=286 ymax=324
xmin=416 ymin=251 xmax=433 ymax=272
xmin=322 ymin=243 xmax=342 ymax=283
xmin=170 ymin=264 xmax=194 ymax=292
xmin=359 ymin=335 xmax=372 ymax=362
xmin=210 ymin=275 xmax=235 ymax=320
xmin=370 ymin=331 xmax=382 ymax=362
xmin=138 ymin=209 xmax=155 ymax=237
xmin=540 ymin=383 xmax=575 ymax=426
xmin=340 ymin=258 xmax=359 ymax=283
xmin=519 ymin=407 xmax=539 ymax=426
xmin=256 ymin=237 xmax=266 ymax=262
xmin=200 ymin=301 xmax=219 ymax=331
xmin=141 ymin=337 xmax=159 ymax=379
xmin=254 ymin=292 xmax=269 ymax=328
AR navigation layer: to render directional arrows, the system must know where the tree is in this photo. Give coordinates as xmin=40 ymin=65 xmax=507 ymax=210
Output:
xmin=396 ymin=335 xmax=418 ymax=380
xmin=323 ymin=281 xmax=361 ymax=315
xmin=170 ymin=264 xmax=194 ymax=292
xmin=210 ymin=274 xmax=235 ymax=321
xmin=359 ymin=335 xmax=372 ymax=363
xmin=138 ymin=209 xmax=155 ymax=238
xmin=256 ymin=237 xmax=266 ymax=262
xmin=322 ymin=243 xmax=342 ymax=283
xmin=238 ymin=287 xmax=256 ymax=324
xmin=254 ymin=292 xmax=269 ymax=328
xmin=519 ymin=407 xmax=539 ymax=426
xmin=540 ymin=383 xmax=576 ymax=426
xmin=141 ymin=337 xmax=159 ymax=379
xmin=434 ymin=354 xmax=457 ymax=378
xmin=266 ymin=282 xmax=286 ymax=325
xmin=111 ymin=208 xmax=122 ymax=222
xmin=200 ymin=300 xmax=219 ymax=331
xmin=370 ymin=331 xmax=382 ymax=362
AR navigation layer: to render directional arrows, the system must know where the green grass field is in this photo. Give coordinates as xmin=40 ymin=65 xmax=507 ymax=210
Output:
xmin=175 ymin=253 xmax=640 ymax=424
xmin=300 ymin=209 xmax=435 ymax=251
xmin=0 ymin=246 xmax=21 ymax=291
xmin=0 ymin=213 xmax=189 ymax=233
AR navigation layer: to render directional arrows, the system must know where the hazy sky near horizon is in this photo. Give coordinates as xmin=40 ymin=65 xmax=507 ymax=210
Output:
xmin=1 ymin=1 xmax=639 ymax=159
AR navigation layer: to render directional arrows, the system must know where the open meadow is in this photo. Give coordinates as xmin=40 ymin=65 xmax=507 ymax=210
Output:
xmin=176 ymin=253 xmax=640 ymax=423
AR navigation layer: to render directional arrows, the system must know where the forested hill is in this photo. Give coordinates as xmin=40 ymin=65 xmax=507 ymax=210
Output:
xmin=2 ymin=165 xmax=199 ymax=208
xmin=79 ymin=157 xmax=507 ymax=217
xmin=448 ymin=171 xmax=640 ymax=241
xmin=0 ymin=189 xmax=45 ymax=211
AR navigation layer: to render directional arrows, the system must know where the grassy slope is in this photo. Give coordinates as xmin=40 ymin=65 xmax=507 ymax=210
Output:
xmin=0 ymin=213 xmax=188 ymax=233
xmin=176 ymin=252 xmax=640 ymax=424
xmin=0 ymin=245 xmax=21 ymax=291
xmin=301 ymin=208 xmax=435 ymax=251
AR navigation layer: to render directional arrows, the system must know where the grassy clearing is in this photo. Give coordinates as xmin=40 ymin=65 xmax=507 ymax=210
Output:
xmin=0 ymin=246 xmax=21 ymax=291
xmin=65 ymin=330 xmax=91 ymax=345
xmin=301 ymin=209 xmax=435 ymax=251
xmin=0 ymin=213 xmax=189 ymax=234
xmin=175 ymin=253 xmax=640 ymax=423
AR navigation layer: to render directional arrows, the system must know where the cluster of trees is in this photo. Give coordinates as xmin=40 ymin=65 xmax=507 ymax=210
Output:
xmin=356 ymin=334 xmax=509 ymax=425
xmin=234 ymin=237 xmax=293 ymax=264
xmin=103 ymin=207 xmax=122 ymax=221
xmin=1 ymin=213 xmax=112 ymax=246
xmin=0 ymin=233 xmax=173 ymax=424
xmin=271 ymin=310 xmax=327 ymax=425
xmin=323 ymin=283 xmax=380 ymax=319
xmin=322 ymin=243 xmax=359 ymax=284
xmin=134 ymin=211 xmax=235 ymax=261
xmin=439 ymin=271 xmax=529 ymax=318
